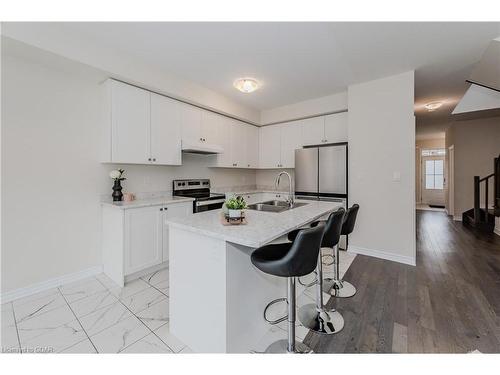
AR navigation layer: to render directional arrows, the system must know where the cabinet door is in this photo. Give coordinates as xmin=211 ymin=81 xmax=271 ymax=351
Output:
xmin=324 ymin=112 xmax=348 ymax=144
xmin=230 ymin=120 xmax=246 ymax=168
xmin=245 ymin=124 xmax=259 ymax=168
xmin=180 ymin=104 xmax=202 ymax=144
xmin=162 ymin=202 xmax=192 ymax=262
xmin=124 ymin=207 xmax=162 ymax=275
xmin=212 ymin=116 xmax=232 ymax=167
xmin=300 ymin=116 xmax=325 ymax=146
xmin=201 ymin=111 xmax=220 ymax=145
xmin=280 ymin=122 xmax=302 ymax=168
xmin=259 ymin=125 xmax=281 ymax=168
xmin=111 ymin=80 xmax=150 ymax=163
xmin=150 ymin=93 xmax=182 ymax=165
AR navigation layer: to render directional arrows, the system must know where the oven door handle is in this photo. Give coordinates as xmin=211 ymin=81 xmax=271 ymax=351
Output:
xmin=195 ymin=199 xmax=226 ymax=207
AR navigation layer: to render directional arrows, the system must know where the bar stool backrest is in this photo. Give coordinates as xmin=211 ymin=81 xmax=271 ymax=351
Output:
xmin=341 ymin=204 xmax=360 ymax=236
xmin=282 ymin=225 xmax=325 ymax=277
xmin=321 ymin=208 xmax=346 ymax=248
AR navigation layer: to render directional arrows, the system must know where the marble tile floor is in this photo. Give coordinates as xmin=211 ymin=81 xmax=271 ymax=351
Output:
xmin=1 ymin=251 xmax=356 ymax=354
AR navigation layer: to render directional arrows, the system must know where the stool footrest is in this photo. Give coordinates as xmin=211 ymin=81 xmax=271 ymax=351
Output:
xmin=263 ymin=297 xmax=288 ymax=325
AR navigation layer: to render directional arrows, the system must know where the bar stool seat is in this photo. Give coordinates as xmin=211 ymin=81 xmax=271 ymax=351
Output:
xmin=251 ymin=225 xmax=324 ymax=353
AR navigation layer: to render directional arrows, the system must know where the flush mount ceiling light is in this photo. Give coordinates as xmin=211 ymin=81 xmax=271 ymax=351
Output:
xmin=233 ymin=78 xmax=260 ymax=93
xmin=424 ymin=101 xmax=444 ymax=111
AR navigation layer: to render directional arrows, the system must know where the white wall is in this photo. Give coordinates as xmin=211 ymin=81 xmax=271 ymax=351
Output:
xmin=261 ymin=92 xmax=347 ymax=124
xmin=1 ymin=42 xmax=256 ymax=293
xmin=347 ymin=71 xmax=416 ymax=266
xmin=2 ymin=26 xmax=260 ymax=124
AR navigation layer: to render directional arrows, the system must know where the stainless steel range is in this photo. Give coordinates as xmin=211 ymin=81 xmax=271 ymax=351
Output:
xmin=172 ymin=179 xmax=226 ymax=213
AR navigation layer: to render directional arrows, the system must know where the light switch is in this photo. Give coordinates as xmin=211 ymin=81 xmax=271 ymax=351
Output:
xmin=392 ymin=171 xmax=401 ymax=182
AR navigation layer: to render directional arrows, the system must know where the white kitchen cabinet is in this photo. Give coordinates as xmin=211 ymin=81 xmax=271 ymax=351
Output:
xmin=161 ymin=202 xmax=193 ymax=262
xmin=180 ymin=104 xmax=202 ymax=144
xmin=230 ymin=120 xmax=247 ymax=168
xmin=102 ymin=201 xmax=192 ymax=287
xmin=181 ymin=106 xmax=224 ymax=147
xmin=109 ymin=80 xmax=151 ymax=163
xmin=150 ymin=93 xmax=182 ymax=165
xmin=103 ymin=80 xmax=182 ymax=165
xmin=279 ymin=121 xmax=302 ymax=168
xmin=324 ymin=112 xmax=348 ymax=143
xmin=259 ymin=125 xmax=282 ymax=168
xmin=259 ymin=122 xmax=301 ymax=169
xmin=300 ymin=116 xmax=325 ymax=146
xmin=301 ymin=112 xmax=348 ymax=146
xmin=124 ymin=206 xmax=162 ymax=275
xmin=212 ymin=116 xmax=232 ymax=167
xmin=245 ymin=124 xmax=259 ymax=168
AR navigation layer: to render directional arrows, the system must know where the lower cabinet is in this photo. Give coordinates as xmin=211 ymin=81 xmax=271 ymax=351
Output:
xmin=102 ymin=201 xmax=192 ymax=286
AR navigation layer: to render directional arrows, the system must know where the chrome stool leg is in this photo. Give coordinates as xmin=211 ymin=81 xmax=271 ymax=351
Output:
xmin=298 ymin=249 xmax=344 ymax=335
xmin=265 ymin=277 xmax=313 ymax=353
xmin=323 ymin=245 xmax=356 ymax=298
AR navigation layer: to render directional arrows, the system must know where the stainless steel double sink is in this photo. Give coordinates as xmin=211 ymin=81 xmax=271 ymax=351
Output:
xmin=247 ymin=200 xmax=308 ymax=213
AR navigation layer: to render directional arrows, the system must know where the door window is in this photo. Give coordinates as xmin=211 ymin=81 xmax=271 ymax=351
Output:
xmin=425 ymin=159 xmax=444 ymax=190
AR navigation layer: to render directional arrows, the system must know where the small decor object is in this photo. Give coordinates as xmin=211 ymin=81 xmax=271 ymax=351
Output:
xmin=123 ymin=192 xmax=136 ymax=202
xmin=223 ymin=196 xmax=247 ymax=224
xmin=110 ymin=169 xmax=126 ymax=201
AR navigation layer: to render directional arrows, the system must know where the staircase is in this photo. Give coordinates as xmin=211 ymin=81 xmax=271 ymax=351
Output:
xmin=462 ymin=154 xmax=500 ymax=232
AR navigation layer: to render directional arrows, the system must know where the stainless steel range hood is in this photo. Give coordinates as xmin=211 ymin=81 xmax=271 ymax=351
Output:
xmin=181 ymin=140 xmax=224 ymax=155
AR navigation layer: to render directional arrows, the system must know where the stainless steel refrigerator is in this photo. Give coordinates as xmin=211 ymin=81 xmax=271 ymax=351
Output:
xmin=294 ymin=144 xmax=347 ymax=206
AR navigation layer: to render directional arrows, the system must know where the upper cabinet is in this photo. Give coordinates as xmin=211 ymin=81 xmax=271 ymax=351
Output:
xmin=180 ymin=104 xmax=203 ymax=144
xmin=324 ymin=112 xmax=348 ymax=144
xmin=280 ymin=121 xmax=302 ymax=168
xmin=300 ymin=112 xmax=348 ymax=146
xmin=259 ymin=125 xmax=281 ymax=168
xmin=108 ymin=80 xmax=151 ymax=164
xmin=150 ymin=93 xmax=182 ymax=165
xmin=212 ymin=118 xmax=259 ymax=169
xmin=259 ymin=122 xmax=301 ymax=169
xmin=102 ymin=79 xmax=347 ymax=169
xmin=300 ymin=117 xmax=325 ymax=146
xmin=103 ymin=80 xmax=181 ymax=165
xmin=245 ymin=124 xmax=259 ymax=168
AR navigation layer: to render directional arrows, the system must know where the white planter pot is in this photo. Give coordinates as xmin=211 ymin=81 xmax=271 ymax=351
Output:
xmin=228 ymin=209 xmax=242 ymax=218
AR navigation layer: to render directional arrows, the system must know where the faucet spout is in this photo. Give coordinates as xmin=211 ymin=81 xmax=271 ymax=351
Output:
xmin=275 ymin=171 xmax=294 ymax=207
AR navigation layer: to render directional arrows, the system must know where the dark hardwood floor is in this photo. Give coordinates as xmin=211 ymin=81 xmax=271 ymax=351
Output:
xmin=304 ymin=210 xmax=500 ymax=353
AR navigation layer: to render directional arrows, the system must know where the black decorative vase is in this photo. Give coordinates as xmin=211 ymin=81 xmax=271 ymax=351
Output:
xmin=112 ymin=180 xmax=123 ymax=201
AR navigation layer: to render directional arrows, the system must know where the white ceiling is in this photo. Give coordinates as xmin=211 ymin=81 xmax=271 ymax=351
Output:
xmin=6 ymin=22 xmax=500 ymax=136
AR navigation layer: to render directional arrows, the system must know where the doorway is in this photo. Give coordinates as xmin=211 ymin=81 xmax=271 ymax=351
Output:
xmin=420 ymin=149 xmax=446 ymax=206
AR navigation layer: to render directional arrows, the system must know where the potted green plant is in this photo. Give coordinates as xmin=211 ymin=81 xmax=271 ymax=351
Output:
xmin=225 ymin=196 xmax=247 ymax=218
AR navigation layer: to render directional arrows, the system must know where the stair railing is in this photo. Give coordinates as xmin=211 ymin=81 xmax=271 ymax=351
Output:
xmin=474 ymin=154 xmax=500 ymax=224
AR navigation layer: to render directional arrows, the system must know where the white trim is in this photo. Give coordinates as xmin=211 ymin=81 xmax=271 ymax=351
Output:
xmin=494 ymin=224 xmax=500 ymax=237
xmin=348 ymin=246 xmax=416 ymax=266
xmin=0 ymin=266 xmax=102 ymax=303
xmin=453 ymin=215 xmax=463 ymax=221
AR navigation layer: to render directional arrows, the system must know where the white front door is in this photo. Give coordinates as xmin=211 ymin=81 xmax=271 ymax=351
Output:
xmin=421 ymin=156 xmax=445 ymax=206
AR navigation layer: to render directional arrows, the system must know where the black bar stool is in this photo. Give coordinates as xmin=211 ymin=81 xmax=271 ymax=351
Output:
xmin=324 ymin=204 xmax=359 ymax=298
xmin=251 ymin=225 xmax=324 ymax=353
xmin=288 ymin=208 xmax=346 ymax=335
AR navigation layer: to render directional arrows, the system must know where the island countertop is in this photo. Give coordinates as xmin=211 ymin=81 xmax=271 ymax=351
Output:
xmin=166 ymin=199 xmax=342 ymax=248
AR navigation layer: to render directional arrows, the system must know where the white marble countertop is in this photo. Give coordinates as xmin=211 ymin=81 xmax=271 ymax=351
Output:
xmin=166 ymin=199 xmax=342 ymax=248
xmin=101 ymin=196 xmax=194 ymax=210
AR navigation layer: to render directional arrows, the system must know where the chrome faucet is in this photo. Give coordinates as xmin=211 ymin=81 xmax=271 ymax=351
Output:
xmin=275 ymin=171 xmax=295 ymax=207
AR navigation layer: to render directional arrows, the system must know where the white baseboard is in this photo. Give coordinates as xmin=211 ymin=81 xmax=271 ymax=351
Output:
xmin=348 ymin=245 xmax=416 ymax=266
xmin=453 ymin=215 xmax=462 ymax=221
xmin=494 ymin=227 xmax=500 ymax=237
xmin=0 ymin=265 xmax=103 ymax=303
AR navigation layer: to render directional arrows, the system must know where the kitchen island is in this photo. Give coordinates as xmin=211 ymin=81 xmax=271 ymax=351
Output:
xmin=166 ymin=199 xmax=342 ymax=353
